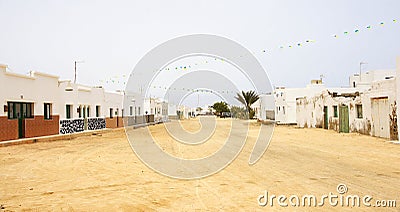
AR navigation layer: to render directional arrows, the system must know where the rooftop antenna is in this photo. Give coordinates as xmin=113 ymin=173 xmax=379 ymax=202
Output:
xmin=74 ymin=60 xmax=85 ymax=84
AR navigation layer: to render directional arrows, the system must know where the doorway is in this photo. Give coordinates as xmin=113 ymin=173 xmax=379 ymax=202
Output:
xmin=323 ymin=106 xmax=328 ymax=129
xmin=371 ymin=98 xmax=390 ymax=138
xmin=339 ymin=105 xmax=349 ymax=133
xmin=8 ymin=102 xmax=34 ymax=138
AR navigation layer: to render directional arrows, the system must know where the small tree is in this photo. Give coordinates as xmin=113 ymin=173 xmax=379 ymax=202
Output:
xmin=231 ymin=106 xmax=247 ymax=119
xmin=212 ymin=101 xmax=230 ymax=115
xmin=235 ymin=90 xmax=259 ymax=119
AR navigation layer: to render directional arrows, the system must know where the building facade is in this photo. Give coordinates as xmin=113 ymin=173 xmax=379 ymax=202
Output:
xmin=296 ymin=76 xmax=398 ymax=140
xmin=274 ymin=80 xmax=326 ymax=124
xmin=0 ymin=64 xmax=171 ymax=142
xmin=0 ymin=65 xmax=61 ymax=141
xmin=253 ymin=93 xmax=275 ymax=121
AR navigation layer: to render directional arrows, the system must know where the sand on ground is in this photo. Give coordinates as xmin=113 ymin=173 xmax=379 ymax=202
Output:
xmin=0 ymin=118 xmax=399 ymax=211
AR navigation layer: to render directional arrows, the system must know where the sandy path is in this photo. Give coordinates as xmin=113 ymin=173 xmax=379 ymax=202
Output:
xmin=0 ymin=118 xmax=399 ymax=211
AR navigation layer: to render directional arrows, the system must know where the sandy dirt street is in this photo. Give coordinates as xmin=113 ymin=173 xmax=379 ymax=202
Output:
xmin=0 ymin=118 xmax=399 ymax=211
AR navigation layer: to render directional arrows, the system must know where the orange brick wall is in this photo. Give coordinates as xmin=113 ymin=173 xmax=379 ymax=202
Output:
xmin=24 ymin=115 xmax=60 ymax=138
xmin=106 ymin=116 xmax=124 ymax=128
xmin=0 ymin=116 xmax=18 ymax=141
xmin=118 ymin=117 xmax=124 ymax=128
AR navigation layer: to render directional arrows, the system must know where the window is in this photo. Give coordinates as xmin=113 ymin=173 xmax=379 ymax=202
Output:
xmin=283 ymin=106 xmax=285 ymax=115
xmin=87 ymin=106 xmax=90 ymax=118
xmin=25 ymin=103 xmax=33 ymax=118
xmin=96 ymin=105 xmax=100 ymax=117
xmin=151 ymin=108 xmax=153 ymax=114
xmin=353 ymin=81 xmax=356 ymax=88
xmin=78 ymin=106 xmax=82 ymax=118
xmin=8 ymin=102 xmax=34 ymax=119
xmin=356 ymin=104 xmax=363 ymax=118
xmin=138 ymin=107 xmax=141 ymax=115
xmin=8 ymin=102 xmax=15 ymax=119
xmin=82 ymin=106 xmax=86 ymax=118
xmin=130 ymin=106 xmax=133 ymax=116
xmin=121 ymin=109 xmax=124 ymax=118
xmin=44 ymin=103 xmax=52 ymax=120
xmin=333 ymin=105 xmax=338 ymax=118
xmin=110 ymin=108 xmax=113 ymax=118
xmin=66 ymin=105 xmax=72 ymax=119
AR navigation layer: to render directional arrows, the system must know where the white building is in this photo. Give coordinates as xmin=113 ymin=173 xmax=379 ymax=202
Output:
xmin=178 ymin=105 xmax=193 ymax=119
xmin=349 ymin=69 xmax=395 ymax=89
xmin=0 ymin=64 xmax=169 ymax=142
xmin=297 ymin=67 xmax=398 ymax=140
xmin=0 ymin=65 xmax=62 ymax=140
xmin=252 ymin=93 xmax=275 ymax=121
xmin=274 ymin=79 xmax=326 ymax=124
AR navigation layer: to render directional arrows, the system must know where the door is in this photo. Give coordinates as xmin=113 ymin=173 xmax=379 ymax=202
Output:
xmin=379 ymin=98 xmax=390 ymax=138
xmin=339 ymin=105 xmax=349 ymax=133
xmin=15 ymin=103 xmax=24 ymax=138
xmin=371 ymin=98 xmax=390 ymax=138
xmin=371 ymin=99 xmax=379 ymax=137
xmin=10 ymin=102 xmax=28 ymax=139
xmin=371 ymin=97 xmax=390 ymax=138
xmin=323 ymin=106 xmax=328 ymax=129
xmin=8 ymin=102 xmax=34 ymax=139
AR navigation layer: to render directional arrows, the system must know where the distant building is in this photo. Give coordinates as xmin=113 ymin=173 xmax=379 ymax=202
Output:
xmin=252 ymin=93 xmax=275 ymax=121
xmin=274 ymin=79 xmax=326 ymax=124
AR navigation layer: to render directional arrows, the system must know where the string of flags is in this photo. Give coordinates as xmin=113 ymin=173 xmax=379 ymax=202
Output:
xmin=99 ymin=19 xmax=398 ymax=87
xmin=151 ymin=86 xmax=237 ymax=95
xmin=99 ymin=74 xmax=128 ymax=85
xmin=332 ymin=19 xmax=397 ymax=38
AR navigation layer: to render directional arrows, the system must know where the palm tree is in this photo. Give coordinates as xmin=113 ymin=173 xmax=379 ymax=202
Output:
xmin=235 ymin=90 xmax=259 ymax=119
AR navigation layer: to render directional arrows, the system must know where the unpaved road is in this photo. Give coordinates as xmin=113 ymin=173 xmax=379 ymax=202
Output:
xmin=0 ymin=118 xmax=399 ymax=211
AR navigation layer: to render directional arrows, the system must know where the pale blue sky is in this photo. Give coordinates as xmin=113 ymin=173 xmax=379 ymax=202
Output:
xmin=0 ymin=0 xmax=399 ymax=91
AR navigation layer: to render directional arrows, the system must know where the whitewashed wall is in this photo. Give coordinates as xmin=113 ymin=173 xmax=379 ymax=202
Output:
xmin=58 ymin=82 xmax=123 ymax=119
xmin=297 ymin=78 xmax=396 ymax=139
xmin=275 ymin=83 xmax=325 ymax=124
xmin=0 ymin=65 xmax=61 ymax=117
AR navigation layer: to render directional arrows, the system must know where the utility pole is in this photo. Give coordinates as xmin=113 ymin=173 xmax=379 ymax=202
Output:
xmin=74 ymin=60 xmax=84 ymax=84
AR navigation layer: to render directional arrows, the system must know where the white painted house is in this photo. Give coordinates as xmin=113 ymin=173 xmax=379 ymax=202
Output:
xmin=297 ymin=65 xmax=399 ymax=140
xmin=252 ymin=93 xmax=275 ymax=121
xmin=0 ymin=63 xmax=171 ymax=142
xmin=0 ymin=65 xmax=62 ymax=140
xmin=274 ymin=80 xmax=326 ymax=124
